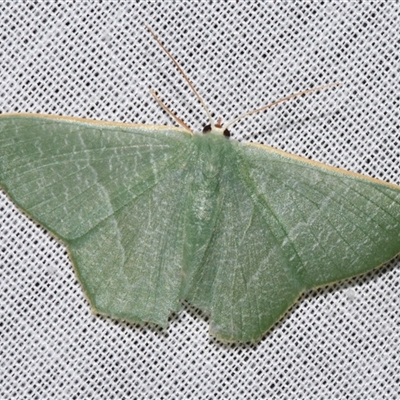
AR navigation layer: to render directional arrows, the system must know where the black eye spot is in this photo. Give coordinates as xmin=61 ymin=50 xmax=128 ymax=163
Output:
xmin=202 ymin=124 xmax=212 ymax=134
xmin=223 ymin=129 xmax=231 ymax=138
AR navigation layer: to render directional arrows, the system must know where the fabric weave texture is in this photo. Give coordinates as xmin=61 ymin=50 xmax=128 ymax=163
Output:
xmin=1 ymin=2 xmax=400 ymax=399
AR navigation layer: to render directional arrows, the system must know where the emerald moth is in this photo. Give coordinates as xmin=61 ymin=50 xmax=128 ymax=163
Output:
xmin=1 ymin=28 xmax=400 ymax=343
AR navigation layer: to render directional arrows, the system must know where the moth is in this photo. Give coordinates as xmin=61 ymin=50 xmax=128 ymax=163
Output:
xmin=1 ymin=27 xmax=399 ymax=343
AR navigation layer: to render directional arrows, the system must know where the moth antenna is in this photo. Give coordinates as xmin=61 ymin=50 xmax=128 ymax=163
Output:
xmin=145 ymin=25 xmax=215 ymax=129
xmin=223 ymin=82 xmax=342 ymax=131
xmin=150 ymin=89 xmax=193 ymax=133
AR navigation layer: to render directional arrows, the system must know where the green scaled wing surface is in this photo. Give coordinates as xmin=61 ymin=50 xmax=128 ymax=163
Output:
xmin=1 ymin=114 xmax=400 ymax=343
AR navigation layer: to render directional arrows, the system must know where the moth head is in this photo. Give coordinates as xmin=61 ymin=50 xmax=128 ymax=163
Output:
xmin=202 ymin=117 xmax=231 ymax=138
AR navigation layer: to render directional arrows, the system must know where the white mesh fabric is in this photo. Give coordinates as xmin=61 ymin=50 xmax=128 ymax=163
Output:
xmin=1 ymin=2 xmax=400 ymax=399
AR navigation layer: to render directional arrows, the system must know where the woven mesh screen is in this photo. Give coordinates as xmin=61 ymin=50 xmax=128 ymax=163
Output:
xmin=1 ymin=2 xmax=400 ymax=399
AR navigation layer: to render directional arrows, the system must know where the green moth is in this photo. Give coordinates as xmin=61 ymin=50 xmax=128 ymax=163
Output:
xmin=1 ymin=29 xmax=400 ymax=343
